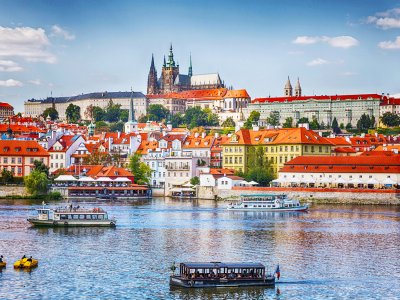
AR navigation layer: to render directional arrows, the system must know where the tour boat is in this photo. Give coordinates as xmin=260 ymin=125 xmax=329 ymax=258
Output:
xmin=170 ymin=262 xmax=275 ymax=288
xmin=227 ymin=194 xmax=308 ymax=212
xmin=27 ymin=204 xmax=117 ymax=227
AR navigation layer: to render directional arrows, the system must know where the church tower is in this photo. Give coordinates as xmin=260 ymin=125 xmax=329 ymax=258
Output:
xmin=124 ymin=90 xmax=138 ymax=133
xmin=188 ymin=54 xmax=193 ymax=77
xmin=295 ymin=77 xmax=302 ymax=97
xmin=160 ymin=44 xmax=180 ymax=94
xmin=147 ymin=54 xmax=158 ymax=95
xmin=284 ymin=76 xmax=293 ymax=97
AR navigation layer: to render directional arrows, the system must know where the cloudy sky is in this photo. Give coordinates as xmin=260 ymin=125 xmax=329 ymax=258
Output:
xmin=0 ymin=0 xmax=399 ymax=112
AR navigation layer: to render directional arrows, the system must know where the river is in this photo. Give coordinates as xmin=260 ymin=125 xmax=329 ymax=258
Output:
xmin=0 ymin=198 xmax=399 ymax=299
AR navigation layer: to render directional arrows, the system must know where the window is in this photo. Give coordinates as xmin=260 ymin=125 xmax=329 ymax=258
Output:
xmin=18 ymin=157 xmax=22 ymax=164
xmin=11 ymin=158 xmax=15 ymax=164
xmin=3 ymin=158 xmax=7 ymax=163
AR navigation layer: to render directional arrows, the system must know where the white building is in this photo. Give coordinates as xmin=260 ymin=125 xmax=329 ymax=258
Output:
xmin=24 ymin=91 xmax=147 ymax=121
xmin=48 ymin=135 xmax=85 ymax=172
xmin=275 ymin=155 xmax=400 ymax=188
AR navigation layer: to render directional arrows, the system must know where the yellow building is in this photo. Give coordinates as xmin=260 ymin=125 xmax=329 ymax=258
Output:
xmin=222 ymin=127 xmax=332 ymax=176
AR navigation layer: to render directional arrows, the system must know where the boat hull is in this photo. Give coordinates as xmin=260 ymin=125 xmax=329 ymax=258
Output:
xmin=27 ymin=219 xmax=116 ymax=227
xmin=170 ymin=276 xmax=275 ymax=288
xmin=0 ymin=262 xmax=6 ymax=268
xmin=227 ymin=205 xmax=308 ymax=212
xmin=14 ymin=259 xmax=38 ymax=269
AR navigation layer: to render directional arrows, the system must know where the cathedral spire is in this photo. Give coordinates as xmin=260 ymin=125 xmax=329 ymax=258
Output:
xmin=188 ymin=53 xmax=193 ymax=77
xmin=295 ymin=77 xmax=302 ymax=97
xmin=150 ymin=53 xmax=155 ymax=71
xmin=129 ymin=88 xmax=136 ymax=123
xmin=167 ymin=44 xmax=175 ymax=67
xmin=147 ymin=54 xmax=158 ymax=95
xmin=284 ymin=76 xmax=293 ymax=97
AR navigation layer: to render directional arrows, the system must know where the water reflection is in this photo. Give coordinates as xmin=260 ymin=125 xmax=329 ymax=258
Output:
xmin=0 ymin=199 xmax=399 ymax=299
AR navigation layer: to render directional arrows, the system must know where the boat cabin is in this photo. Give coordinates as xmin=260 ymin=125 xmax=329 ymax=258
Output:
xmin=178 ymin=262 xmax=267 ymax=280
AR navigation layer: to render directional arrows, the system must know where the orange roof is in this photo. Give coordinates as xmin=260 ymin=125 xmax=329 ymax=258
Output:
xmin=333 ymin=147 xmax=357 ymax=153
xmin=209 ymin=168 xmax=235 ymax=175
xmin=0 ymin=124 xmax=46 ymax=133
xmin=211 ymin=136 xmax=230 ymax=152
xmin=374 ymin=145 xmax=400 ymax=152
xmin=87 ymin=165 xmax=133 ymax=178
xmin=326 ymin=137 xmax=352 ymax=146
xmin=0 ymin=102 xmax=13 ymax=108
xmin=0 ymin=140 xmax=49 ymax=157
xmin=136 ymin=141 xmax=158 ymax=154
xmin=183 ymin=134 xmax=214 ymax=149
xmin=281 ymin=155 xmax=400 ymax=173
xmin=360 ymin=151 xmax=397 ymax=156
xmin=253 ymin=93 xmax=384 ymax=104
xmin=224 ymin=89 xmax=250 ymax=98
xmin=146 ymin=88 xmax=250 ymax=101
xmin=223 ymin=128 xmax=331 ymax=146
xmin=48 ymin=135 xmax=81 ymax=152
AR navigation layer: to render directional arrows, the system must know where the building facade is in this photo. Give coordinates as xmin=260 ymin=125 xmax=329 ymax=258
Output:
xmin=0 ymin=140 xmax=50 ymax=177
xmin=0 ymin=102 xmax=14 ymax=120
xmin=24 ymin=91 xmax=147 ymax=121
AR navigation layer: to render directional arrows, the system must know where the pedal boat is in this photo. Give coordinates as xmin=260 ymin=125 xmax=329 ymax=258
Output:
xmin=14 ymin=258 xmax=38 ymax=269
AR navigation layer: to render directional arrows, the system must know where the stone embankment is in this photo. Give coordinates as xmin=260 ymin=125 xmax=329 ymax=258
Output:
xmin=197 ymin=186 xmax=400 ymax=205
xmin=0 ymin=185 xmax=27 ymax=198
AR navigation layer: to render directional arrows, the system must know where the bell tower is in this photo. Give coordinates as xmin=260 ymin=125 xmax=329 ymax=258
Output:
xmin=284 ymin=76 xmax=293 ymax=97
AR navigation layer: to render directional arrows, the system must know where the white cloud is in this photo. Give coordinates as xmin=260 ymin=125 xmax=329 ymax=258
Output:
xmin=307 ymin=58 xmax=329 ymax=66
xmin=0 ymin=60 xmax=23 ymax=72
xmin=367 ymin=8 xmax=400 ymax=29
xmin=0 ymin=26 xmax=56 ymax=63
xmin=325 ymin=36 xmax=359 ymax=48
xmin=0 ymin=79 xmax=23 ymax=87
xmin=51 ymin=25 xmax=75 ymax=40
xmin=293 ymin=36 xmax=319 ymax=45
xmin=292 ymin=35 xmax=359 ymax=48
xmin=29 ymin=79 xmax=42 ymax=85
xmin=378 ymin=36 xmax=400 ymax=49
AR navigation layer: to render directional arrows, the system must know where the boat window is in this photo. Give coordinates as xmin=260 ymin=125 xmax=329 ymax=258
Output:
xmin=60 ymin=215 xmax=67 ymax=220
xmin=79 ymin=215 xmax=85 ymax=220
xmin=92 ymin=215 xmax=98 ymax=220
xmin=73 ymin=215 xmax=79 ymax=220
xmin=263 ymin=205 xmax=266 ymax=207
xmin=267 ymin=205 xmax=271 ymax=208
xmin=244 ymin=205 xmax=248 ymax=208
xmin=68 ymin=214 xmax=73 ymax=220
xmin=98 ymin=215 xmax=104 ymax=220
xmin=86 ymin=215 xmax=92 ymax=220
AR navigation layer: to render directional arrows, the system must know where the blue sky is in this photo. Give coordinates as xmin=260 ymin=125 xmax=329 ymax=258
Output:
xmin=0 ymin=0 xmax=399 ymax=112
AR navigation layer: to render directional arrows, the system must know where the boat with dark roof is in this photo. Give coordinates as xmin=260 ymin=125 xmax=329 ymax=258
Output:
xmin=169 ymin=262 xmax=275 ymax=288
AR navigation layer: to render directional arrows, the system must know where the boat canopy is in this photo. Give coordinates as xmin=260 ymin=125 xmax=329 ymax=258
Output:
xmin=96 ymin=177 xmax=113 ymax=182
xmin=78 ymin=176 xmax=96 ymax=182
xmin=181 ymin=262 xmax=265 ymax=269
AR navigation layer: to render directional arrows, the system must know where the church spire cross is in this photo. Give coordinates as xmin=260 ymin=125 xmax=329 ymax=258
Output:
xmin=129 ymin=88 xmax=136 ymax=123
xmin=167 ymin=44 xmax=175 ymax=67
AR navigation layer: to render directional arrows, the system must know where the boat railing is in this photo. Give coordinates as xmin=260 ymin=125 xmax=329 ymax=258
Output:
xmin=54 ymin=208 xmax=105 ymax=214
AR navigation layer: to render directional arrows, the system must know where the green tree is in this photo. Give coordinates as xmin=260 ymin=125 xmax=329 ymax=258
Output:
xmin=120 ymin=109 xmax=129 ymax=122
xmin=105 ymin=100 xmax=121 ymax=122
xmin=309 ymin=117 xmax=319 ymax=130
xmin=95 ymin=121 xmax=110 ymax=132
xmin=381 ymin=112 xmax=400 ymax=127
xmin=297 ymin=117 xmax=309 ymax=126
xmin=66 ymin=103 xmax=81 ymax=123
xmin=345 ymin=123 xmax=352 ymax=130
xmin=128 ymin=154 xmax=152 ymax=185
xmin=33 ymin=160 xmax=50 ymax=177
xmin=190 ymin=176 xmax=200 ymax=186
xmin=357 ymin=114 xmax=372 ymax=131
xmin=282 ymin=117 xmax=293 ymax=128
xmin=266 ymin=111 xmax=280 ymax=126
xmin=331 ymin=117 xmax=341 ymax=134
xmin=184 ymin=107 xmax=208 ymax=129
xmin=92 ymin=106 xmax=106 ymax=122
xmin=221 ymin=117 xmax=236 ymax=127
xmin=42 ymin=107 xmax=59 ymax=120
xmin=147 ymin=104 xmax=170 ymax=121
xmin=243 ymin=111 xmax=260 ymax=129
xmin=1 ymin=169 xmax=14 ymax=184
xmin=24 ymin=170 xmax=49 ymax=195
xmin=205 ymin=108 xmax=219 ymax=126
xmin=110 ymin=121 xmax=124 ymax=132
xmin=244 ymin=166 xmax=274 ymax=186
xmin=171 ymin=113 xmax=184 ymax=128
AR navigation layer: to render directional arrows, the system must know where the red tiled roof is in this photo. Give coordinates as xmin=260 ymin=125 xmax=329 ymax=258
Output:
xmin=183 ymin=134 xmax=214 ymax=149
xmin=147 ymin=88 xmax=250 ymax=101
xmin=281 ymin=155 xmax=400 ymax=173
xmin=0 ymin=102 xmax=13 ymax=108
xmin=253 ymin=93 xmax=384 ymax=104
xmin=48 ymin=135 xmax=81 ymax=152
xmin=0 ymin=140 xmax=49 ymax=157
xmin=380 ymin=97 xmax=400 ymax=106
xmin=209 ymin=168 xmax=235 ymax=175
xmin=0 ymin=124 xmax=46 ymax=133
xmin=333 ymin=147 xmax=357 ymax=153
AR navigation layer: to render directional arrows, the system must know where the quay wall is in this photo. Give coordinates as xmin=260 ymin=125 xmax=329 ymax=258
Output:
xmin=198 ymin=186 xmax=400 ymax=205
xmin=0 ymin=186 xmax=27 ymax=197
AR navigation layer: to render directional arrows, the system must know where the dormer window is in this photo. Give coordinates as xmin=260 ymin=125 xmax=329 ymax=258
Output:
xmin=3 ymin=147 xmax=9 ymax=152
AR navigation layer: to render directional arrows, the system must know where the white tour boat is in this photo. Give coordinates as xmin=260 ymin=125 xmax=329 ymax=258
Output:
xmin=28 ymin=203 xmax=116 ymax=227
xmin=227 ymin=194 xmax=308 ymax=212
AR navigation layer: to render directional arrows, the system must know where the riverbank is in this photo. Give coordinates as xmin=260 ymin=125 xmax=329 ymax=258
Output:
xmin=198 ymin=186 xmax=400 ymax=205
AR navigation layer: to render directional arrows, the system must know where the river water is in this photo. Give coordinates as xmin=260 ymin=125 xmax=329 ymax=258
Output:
xmin=0 ymin=198 xmax=399 ymax=299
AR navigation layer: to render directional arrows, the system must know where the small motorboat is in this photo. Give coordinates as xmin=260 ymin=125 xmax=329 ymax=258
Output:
xmin=0 ymin=261 xmax=6 ymax=268
xmin=14 ymin=258 xmax=38 ymax=269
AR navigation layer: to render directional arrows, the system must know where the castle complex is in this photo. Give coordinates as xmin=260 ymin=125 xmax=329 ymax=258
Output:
xmin=147 ymin=45 xmax=225 ymax=95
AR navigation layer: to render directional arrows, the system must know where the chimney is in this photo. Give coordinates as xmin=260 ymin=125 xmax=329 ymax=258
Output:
xmin=201 ymin=132 xmax=206 ymax=139
xmin=214 ymin=132 xmax=219 ymax=138
xmin=194 ymin=132 xmax=199 ymax=138
xmin=393 ymin=148 xmax=398 ymax=154
xmin=109 ymin=137 xmax=113 ymax=150
xmin=118 ymin=131 xmax=121 ymax=139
